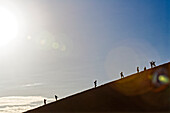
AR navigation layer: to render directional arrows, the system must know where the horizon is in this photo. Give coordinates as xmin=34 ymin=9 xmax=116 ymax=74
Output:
xmin=0 ymin=0 xmax=169 ymax=113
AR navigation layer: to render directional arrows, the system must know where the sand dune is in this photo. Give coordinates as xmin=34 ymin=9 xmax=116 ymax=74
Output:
xmin=24 ymin=62 xmax=170 ymax=113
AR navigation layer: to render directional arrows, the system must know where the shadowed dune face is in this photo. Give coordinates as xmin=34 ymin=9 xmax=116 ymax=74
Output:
xmin=24 ymin=63 xmax=170 ymax=113
xmin=112 ymin=64 xmax=170 ymax=95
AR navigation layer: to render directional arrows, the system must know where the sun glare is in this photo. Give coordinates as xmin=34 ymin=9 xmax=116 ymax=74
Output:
xmin=0 ymin=8 xmax=18 ymax=46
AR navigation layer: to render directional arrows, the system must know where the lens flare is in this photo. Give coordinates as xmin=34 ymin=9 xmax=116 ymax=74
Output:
xmin=61 ymin=45 xmax=66 ymax=51
xmin=158 ymin=75 xmax=169 ymax=84
xmin=52 ymin=42 xmax=59 ymax=50
xmin=27 ymin=36 xmax=32 ymax=40
xmin=150 ymin=68 xmax=169 ymax=92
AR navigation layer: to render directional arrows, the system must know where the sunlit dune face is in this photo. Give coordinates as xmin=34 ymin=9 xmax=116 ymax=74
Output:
xmin=0 ymin=8 xmax=18 ymax=46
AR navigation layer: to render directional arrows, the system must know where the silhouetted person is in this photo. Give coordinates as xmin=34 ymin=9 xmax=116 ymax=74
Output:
xmin=153 ymin=61 xmax=156 ymax=67
xmin=44 ymin=99 xmax=47 ymax=105
xmin=144 ymin=67 xmax=146 ymax=71
xmin=94 ymin=80 xmax=97 ymax=88
xmin=120 ymin=72 xmax=124 ymax=78
xmin=55 ymin=95 xmax=58 ymax=101
xmin=150 ymin=61 xmax=153 ymax=68
xmin=150 ymin=61 xmax=156 ymax=68
xmin=137 ymin=67 xmax=139 ymax=73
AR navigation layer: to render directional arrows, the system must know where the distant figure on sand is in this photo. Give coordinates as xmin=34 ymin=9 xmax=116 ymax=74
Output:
xmin=150 ymin=61 xmax=156 ymax=68
xmin=152 ymin=61 xmax=156 ymax=67
xmin=137 ymin=67 xmax=139 ymax=73
xmin=120 ymin=72 xmax=124 ymax=78
xmin=144 ymin=67 xmax=146 ymax=71
xmin=55 ymin=95 xmax=58 ymax=101
xmin=44 ymin=99 xmax=47 ymax=105
xmin=94 ymin=80 xmax=97 ymax=88
xmin=150 ymin=61 xmax=153 ymax=68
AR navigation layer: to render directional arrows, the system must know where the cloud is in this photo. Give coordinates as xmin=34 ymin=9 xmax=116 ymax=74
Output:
xmin=22 ymin=83 xmax=43 ymax=87
xmin=0 ymin=96 xmax=54 ymax=113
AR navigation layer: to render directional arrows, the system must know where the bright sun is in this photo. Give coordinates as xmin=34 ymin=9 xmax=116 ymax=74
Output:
xmin=0 ymin=8 xmax=18 ymax=46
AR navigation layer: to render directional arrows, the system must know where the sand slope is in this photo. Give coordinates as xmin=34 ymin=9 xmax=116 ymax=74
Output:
xmin=24 ymin=62 xmax=170 ymax=113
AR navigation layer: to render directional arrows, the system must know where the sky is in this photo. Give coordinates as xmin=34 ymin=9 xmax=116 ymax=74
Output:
xmin=0 ymin=0 xmax=169 ymax=112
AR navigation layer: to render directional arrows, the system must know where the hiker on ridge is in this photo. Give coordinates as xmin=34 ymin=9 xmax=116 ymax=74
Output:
xmin=150 ymin=61 xmax=156 ymax=68
xmin=150 ymin=61 xmax=153 ymax=68
xmin=153 ymin=61 xmax=156 ymax=67
xmin=144 ymin=67 xmax=146 ymax=71
xmin=55 ymin=95 xmax=58 ymax=101
xmin=120 ymin=72 xmax=124 ymax=78
xmin=137 ymin=67 xmax=139 ymax=73
xmin=94 ymin=80 xmax=97 ymax=88
xmin=44 ymin=99 xmax=47 ymax=105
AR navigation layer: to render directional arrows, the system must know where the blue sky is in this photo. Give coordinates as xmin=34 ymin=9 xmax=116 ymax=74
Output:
xmin=0 ymin=0 xmax=169 ymax=112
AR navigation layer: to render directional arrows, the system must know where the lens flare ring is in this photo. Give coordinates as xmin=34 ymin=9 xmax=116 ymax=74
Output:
xmin=150 ymin=68 xmax=169 ymax=92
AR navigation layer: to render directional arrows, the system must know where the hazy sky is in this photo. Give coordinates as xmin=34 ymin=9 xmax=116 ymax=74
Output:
xmin=0 ymin=0 xmax=169 ymax=112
